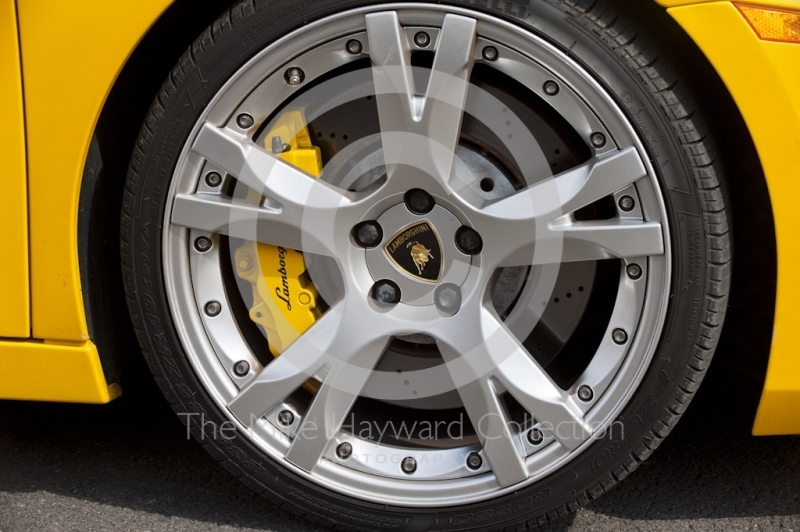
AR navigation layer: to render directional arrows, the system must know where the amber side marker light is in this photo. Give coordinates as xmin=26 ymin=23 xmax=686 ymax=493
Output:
xmin=736 ymin=4 xmax=800 ymax=43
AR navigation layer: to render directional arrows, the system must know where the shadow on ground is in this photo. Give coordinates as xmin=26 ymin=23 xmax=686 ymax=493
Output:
xmin=0 ymin=344 xmax=798 ymax=531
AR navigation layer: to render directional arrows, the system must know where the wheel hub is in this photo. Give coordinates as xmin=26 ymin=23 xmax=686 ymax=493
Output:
xmin=366 ymin=203 xmax=470 ymax=305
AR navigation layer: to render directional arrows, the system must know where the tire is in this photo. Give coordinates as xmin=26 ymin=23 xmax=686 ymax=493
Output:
xmin=121 ymin=0 xmax=731 ymax=530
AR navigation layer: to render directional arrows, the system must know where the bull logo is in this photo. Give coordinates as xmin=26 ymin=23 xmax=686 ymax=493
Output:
xmin=384 ymin=222 xmax=443 ymax=283
xmin=408 ymin=242 xmax=434 ymax=275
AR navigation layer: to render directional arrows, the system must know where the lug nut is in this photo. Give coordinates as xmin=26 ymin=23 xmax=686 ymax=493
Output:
xmin=455 ymin=226 xmax=483 ymax=255
xmin=466 ymin=452 xmax=482 ymax=470
xmin=543 ymin=80 xmax=560 ymax=96
xmin=435 ymin=284 xmax=461 ymax=315
xmin=626 ymin=263 xmax=643 ymax=280
xmin=353 ymin=221 xmax=383 ymax=248
xmin=372 ymin=280 xmax=401 ymax=305
xmin=205 ymin=301 xmax=222 ymax=317
xmin=591 ymin=132 xmax=607 ymax=148
xmin=236 ymin=113 xmax=254 ymax=129
xmin=346 ymin=39 xmax=362 ymax=55
xmin=527 ymin=428 xmax=544 ymax=445
xmin=285 ymin=67 xmax=305 ymax=86
xmin=278 ymin=410 xmax=295 ymax=426
xmin=414 ymin=31 xmax=431 ymax=48
xmin=401 ymin=456 xmax=417 ymax=474
xmin=194 ymin=236 xmax=213 ymax=252
xmin=336 ymin=442 xmax=353 ymax=460
xmin=577 ymin=385 xmax=594 ymax=402
xmin=233 ymin=360 xmax=250 ymax=377
xmin=482 ymin=46 xmax=499 ymax=61
xmin=404 ymin=189 xmax=435 ymax=215
xmin=612 ymin=328 xmax=628 ymax=345
xmin=618 ymin=195 xmax=635 ymax=212
xmin=205 ymin=171 xmax=222 ymax=188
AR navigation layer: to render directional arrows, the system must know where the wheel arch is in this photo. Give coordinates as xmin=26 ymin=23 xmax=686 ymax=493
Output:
xmin=78 ymin=0 xmax=235 ymax=386
xmin=600 ymin=0 xmax=777 ymax=428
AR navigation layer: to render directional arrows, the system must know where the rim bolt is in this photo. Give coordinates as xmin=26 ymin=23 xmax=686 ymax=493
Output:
xmin=591 ymin=132 xmax=607 ymax=148
xmin=626 ymin=263 xmax=643 ymax=280
xmin=482 ymin=46 xmax=499 ymax=61
xmin=528 ymin=428 xmax=544 ymax=445
xmin=466 ymin=452 xmax=482 ymax=470
xmin=618 ymin=195 xmax=636 ymax=212
xmin=543 ymin=80 xmax=560 ymax=96
xmin=233 ymin=360 xmax=250 ymax=377
xmin=205 ymin=171 xmax=222 ymax=188
xmin=577 ymin=385 xmax=594 ymax=402
xmin=455 ymin=226 xmax=483 ymax=255
xmin=205 ymin=301 xmax=222 ymax=317
xmin=612 ymin=328 xmax=628 ymax=345
xmin=285 ymin=67 xmax=305 ymax=86
xmin=372 ymin=280 xmax=401 ymax=305
xmin=194 ymin=236 xmax=213 ymax=253
xmin=434 ymin=284 xmax=462 ymax=315
xmin=346 ymin=39 xmax=363 ymax=55
xmin=336 ymin=442 xmax=353 ymax=460
xmin=278 ymin=410 xmax=294 ymax=426
xmin=414 ymin=31 xmax=431 ymax=48
xmin=237 ymin=255 xmax=253 ymax=272
xmin=401 ymin=456 xmax=417 ymax=474
xmin=236 ymin=113 xmax=254 ymax=129
xmin=353 ymin=221 xmax=383 ymax=248
xmin=404 ymin=189 xmax=435 ymax=215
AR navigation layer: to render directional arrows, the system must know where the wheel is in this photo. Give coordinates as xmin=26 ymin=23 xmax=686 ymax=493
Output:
xmin=121 ymin=0 xmax=731 ymax=529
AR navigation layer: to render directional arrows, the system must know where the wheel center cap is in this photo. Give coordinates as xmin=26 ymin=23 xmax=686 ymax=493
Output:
xmin=366 ymin=204 xmax=471 ymax=306
xmin=384 ymin=221 xmax=443 ymax=283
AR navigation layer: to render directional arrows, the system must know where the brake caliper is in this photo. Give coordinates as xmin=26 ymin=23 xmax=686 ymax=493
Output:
xmin=234 ymin=111 xmax=323 ymax=357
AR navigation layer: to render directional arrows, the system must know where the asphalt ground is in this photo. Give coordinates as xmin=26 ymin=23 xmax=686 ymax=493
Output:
xmin=0 ymin=350 xmax=798 ymax=532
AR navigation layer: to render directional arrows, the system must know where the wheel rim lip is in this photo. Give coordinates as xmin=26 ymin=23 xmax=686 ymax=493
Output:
xmin=160 ymin=3 xmax=672 ymax=507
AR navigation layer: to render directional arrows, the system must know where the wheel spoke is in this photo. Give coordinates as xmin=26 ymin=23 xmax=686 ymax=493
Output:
xmin=437 ymin=304 xmax=592 ymax=486
xmin=174 ymin=124 xmax=358 ymax=255
xmin=229 ymin=298 xmax=391 ymax=473
xmin=365 ymin=12 xmax=416 ymax=139
xmin=484 ymin=147 xmax=646 ymax=223
xmin=452 ymin=377 xmax=528 ymax=487
xmin=366 ymin=12 xmax=477 ymax=190
xmin=490 ymin=336 xmax=593 ymax=453
xmin=476 ymin=147 xmax=659 ymax=267
xmin=424 ymin=14 xmax=478 ymax=181
xmin=497 ymin=218 xmax=664 ymax=267
xmin=227 ymin=304 xmax=345 ymax=425
xmin=554 ymin=218 xmax=664 ymax=263
xmin=285 ymin=334 xmax=390 ymax=472
xmin=171 ymin=194 xmax=328 ymax=255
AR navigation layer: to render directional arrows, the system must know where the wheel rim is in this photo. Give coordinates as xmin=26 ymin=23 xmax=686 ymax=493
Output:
xmin=162 ymin=4 xmax=671 ymax=507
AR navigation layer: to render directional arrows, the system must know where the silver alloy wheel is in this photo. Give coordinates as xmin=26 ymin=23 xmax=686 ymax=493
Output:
xmin=163 ymin=4 xmax=670 ymax=507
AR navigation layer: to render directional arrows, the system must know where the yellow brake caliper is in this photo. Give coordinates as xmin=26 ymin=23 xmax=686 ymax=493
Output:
xmin=234 ymin=111 xmax=322 ymax=358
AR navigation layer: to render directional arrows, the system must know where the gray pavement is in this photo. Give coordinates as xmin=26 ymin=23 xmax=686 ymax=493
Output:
xmin=0 ymin=358 xmax=798 ymax=532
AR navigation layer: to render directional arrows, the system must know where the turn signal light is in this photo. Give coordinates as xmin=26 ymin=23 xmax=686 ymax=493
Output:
xmin=736 ymin=4 xmax=800 ymax=43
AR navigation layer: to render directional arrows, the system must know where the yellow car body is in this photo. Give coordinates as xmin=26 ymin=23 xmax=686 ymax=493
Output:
xmin=0 ymin=0 xmax=798 ymax=434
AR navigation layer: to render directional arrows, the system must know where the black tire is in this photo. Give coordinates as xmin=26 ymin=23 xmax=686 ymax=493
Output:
xmin=121 ymin=0 xmax=731 ymax=529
